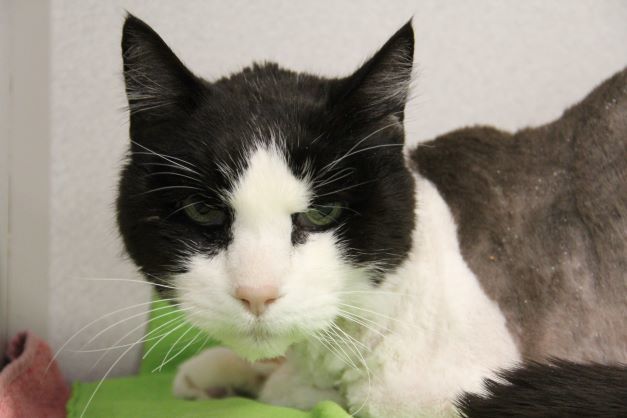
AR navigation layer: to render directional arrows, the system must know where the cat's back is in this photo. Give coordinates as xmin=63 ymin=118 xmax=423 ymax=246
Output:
xmin=411 ymin=68 xmax=627 ymax=363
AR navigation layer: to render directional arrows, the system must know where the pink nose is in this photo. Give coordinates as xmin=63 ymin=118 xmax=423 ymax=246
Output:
xmin=235 ymin=285 xmax=280 ymax=316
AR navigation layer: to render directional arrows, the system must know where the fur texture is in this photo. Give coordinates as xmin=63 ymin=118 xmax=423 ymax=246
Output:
xmin=457 ymin=361 xmax=627 ymax=418
xmin=413 ymin=68 xmax=627 ymax=364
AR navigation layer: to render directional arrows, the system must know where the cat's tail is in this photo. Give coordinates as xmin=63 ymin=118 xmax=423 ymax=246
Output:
xmin=456 ymin=360 xmax=627 ymax=418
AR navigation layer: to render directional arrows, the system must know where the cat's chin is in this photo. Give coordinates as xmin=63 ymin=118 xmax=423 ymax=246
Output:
xmin=222 ymin=334 xmax=294 ymax=361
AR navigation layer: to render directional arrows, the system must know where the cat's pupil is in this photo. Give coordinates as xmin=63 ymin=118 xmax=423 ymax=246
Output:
xmin=194 ymin=202 xmax=212 ymax=214
xmin=314 ymin=206 xmax=333 ymax=216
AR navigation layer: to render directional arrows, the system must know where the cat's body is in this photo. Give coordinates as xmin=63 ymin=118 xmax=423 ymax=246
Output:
xmin=415 ymin=68 xmax=627 ymax=364
xmin=116 ymin=15 xmax=626 ymax=418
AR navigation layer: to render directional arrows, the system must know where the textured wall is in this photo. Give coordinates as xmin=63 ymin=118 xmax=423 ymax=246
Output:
xmin=49 ymin=0 xmax=627 ymax=381
xmin=0 ymin=0 xmax=9 ymax=357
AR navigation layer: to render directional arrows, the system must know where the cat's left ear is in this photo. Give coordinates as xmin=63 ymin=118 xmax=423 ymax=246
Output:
xmin=335 ymin=20 xmax=414 ymax=125
xmin=121 ymin=14 xmax=203 ymax=124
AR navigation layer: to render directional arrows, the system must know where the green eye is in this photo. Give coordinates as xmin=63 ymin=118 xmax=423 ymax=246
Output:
xmin=296 ymin=203 xmax=344 ymax=229
xmin=181 ymin=196 xmax=227 ymax=226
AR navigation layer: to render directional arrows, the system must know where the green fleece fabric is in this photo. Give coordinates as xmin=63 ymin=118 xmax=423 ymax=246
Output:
xmin=67 ymin=298 xmax=351 ymax=418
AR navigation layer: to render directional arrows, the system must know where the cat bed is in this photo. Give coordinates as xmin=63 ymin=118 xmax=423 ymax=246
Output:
xmin=68 ymin=299 xmax=350 ymax=418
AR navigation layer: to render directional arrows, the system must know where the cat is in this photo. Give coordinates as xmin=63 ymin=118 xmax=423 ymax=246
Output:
xmin=116 ymin=14 xmax=627 ymax=418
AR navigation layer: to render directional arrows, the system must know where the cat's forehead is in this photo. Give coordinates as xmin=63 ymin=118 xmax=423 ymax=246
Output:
xmin=227 ymin=144 xmax=311 ymax=224
xmin=207 ymin=64 xmax=332 ymax=120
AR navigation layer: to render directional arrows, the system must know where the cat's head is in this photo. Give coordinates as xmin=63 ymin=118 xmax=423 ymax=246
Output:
xmin=117 ymin=15 xmax=415 ymax=360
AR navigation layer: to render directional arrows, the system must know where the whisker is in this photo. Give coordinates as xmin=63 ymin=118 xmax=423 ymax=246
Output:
xmin=130 ymin=141 xmax=201 ymax=176
xmin=154 ymin=328 xmax=204 ymax=372
xmin=155 ymin=323 xmax=196 ymax=372
xmin=328 ymin=324 xmax=373 ymax=417
xmin=323 ymin=327 xmax=360 ymax=371
xmin=336 ymin=310 xmax=389 ymax=337
xmin=335 ymin=290 xmax=409 ymax=297
xmin=144 ymin=171 xmax=204 ymax=184
xmin=82 ymin=304 xmax=173 ymax=349
xmin=194 ymin=334 xmax=212 ymax=355
xmin=313 ymin=203 xmax=361 ymax=217
xmin=131 ymin=151 xmax=197 ymax=170
xmin=321 ymin=328 xmax=360 ymax=371
xmin=142 ymin=320 xmax=191 ymax=360
xmin=138 ymin=162 xmax=201 ymax=175
xmin=80 ymin=277 xmax=178 ymax=290
xmin=318 ymin=122 xmax=400 ymax=175
xmin=312 ymin=332 xmax=355 ymax=371
xmin=46 ymin=298 xmax=177 ymax=374
xmin=164 ymin=199 xmax=207 ymax=220
xmin=132 ymin=185 xmax=204 ymax=198
xmin=339 ymin=303 xmax=420 ymax=330
xmin=314 ymin=167 xmax=355 ymax=189
xmin=314 ymin=180 xmax=377 ymax=198
xmin=77 ymin=314 xmax=185 ymax=418
xmin=85 ymin=308 xmax=187 ymax=375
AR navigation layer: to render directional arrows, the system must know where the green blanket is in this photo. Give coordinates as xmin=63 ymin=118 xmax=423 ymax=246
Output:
xmin=68 ymin=299 xmax=350 ymax=418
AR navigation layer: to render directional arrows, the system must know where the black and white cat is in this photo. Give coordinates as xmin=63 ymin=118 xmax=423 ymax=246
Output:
xmin=116 ymin=15 xmax=627 ymax=417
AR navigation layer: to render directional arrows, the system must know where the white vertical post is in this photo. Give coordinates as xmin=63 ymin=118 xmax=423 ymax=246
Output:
xmin=0 ymin=0 xmax=10 ymax=358
xmin=4 ymin=0 xmax=51 ymax=345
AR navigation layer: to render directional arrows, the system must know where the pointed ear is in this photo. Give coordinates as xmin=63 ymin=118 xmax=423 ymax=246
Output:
xmin=121 ymin=14 xmax=202 ymax=121
xmin=336 ymin=20 xmax=414 ymax=124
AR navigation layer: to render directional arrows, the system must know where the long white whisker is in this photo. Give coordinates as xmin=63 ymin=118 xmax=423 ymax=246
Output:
xmin=337 ymin=310 xmax=389 ymax=337
xmin=142 ymin=320 xmax=190 ymax=360
xmin=314 ymin=167 xmax=354 ymax=189
xmin=46 ymin=298 xmax=176 ymax=374
xmin=314 ymin=180 xmax=376 ymax=198
xmin=77 ymin=313 xmax=181 ymax=418
xmin=318 ymin=122 xmax=400 ymax=175
xmin=155 ymin=323 xmax=195 ymax=372
xmin=80 ymin=277 xmax=178 ymax=290
xmin=312 ymin=332 xmax=355 ymax=371
xmin=340 ymin=303 xmax=420 ymax=330
xmin=329 ymin=325 xmax=373 ymax=417
xmin=144 ymin=171 xmax=204 ymax=184
xmin=154 ymin=328 xmax=204 ymax=372
xmin=132 ymin=185 xmax=204 ymax=197
xmin=82 ymin=303 xmax=176 ymax=348
xmin=84 ymin=307 xmax=187 ymax=375
xmin=321 ymin=328 xmax=359 ymax=371
xmin=130 ymin=141 xmax=201 ymax=176
xmin=194 ymin=334 xmax=212 ymax=355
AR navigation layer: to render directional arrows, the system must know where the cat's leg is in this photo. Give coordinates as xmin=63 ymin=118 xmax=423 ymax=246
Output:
xmin=172 ymin=347 xmax=277 ymax=400
xmin=258 ymin=359 xmax=345 ymax=410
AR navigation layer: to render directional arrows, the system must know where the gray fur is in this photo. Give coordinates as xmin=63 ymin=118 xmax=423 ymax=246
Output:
xmin=412 ymin=68 xmax=627 ymax=363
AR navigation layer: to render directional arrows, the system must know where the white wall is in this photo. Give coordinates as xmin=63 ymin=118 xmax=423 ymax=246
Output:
xmin=0 ymin=0 xmax=10 ymax=357
xmin=1 ymin=0 xmax=51 ymax=359
xmin=45 ymin=0 xmax=627 ymax=381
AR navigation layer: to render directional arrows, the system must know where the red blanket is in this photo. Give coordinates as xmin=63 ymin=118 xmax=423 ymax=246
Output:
xmin=0 ymin=332 xmax=69 ymax=418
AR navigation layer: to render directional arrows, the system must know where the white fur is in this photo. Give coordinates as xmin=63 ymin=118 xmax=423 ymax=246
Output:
xmin=174 ymin=144 xmax=520 ymax=417
xmin=173 ymin=347 xmax=274 ymax=399
xmin=334 ymin=176 xmax=520 ymax=417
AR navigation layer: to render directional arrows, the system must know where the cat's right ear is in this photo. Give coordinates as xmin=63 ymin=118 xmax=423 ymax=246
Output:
xmin=122 ymin=14 xmax=202 ymax=123
xmin=332 ymin=21 xmax=414 ymax=126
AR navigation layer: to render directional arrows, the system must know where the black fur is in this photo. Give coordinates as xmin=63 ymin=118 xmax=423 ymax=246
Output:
xmin=457 ymin=361 xmax=627 ymax=418
xmin=116 ymin=15 xmax=415 ymax=289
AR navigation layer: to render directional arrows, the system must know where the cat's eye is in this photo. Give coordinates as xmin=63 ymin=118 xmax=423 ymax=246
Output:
xmin=181 ymin=196 xmax=227 ymax=226
xmin=295 ymin=203 xmax=344 ymax=230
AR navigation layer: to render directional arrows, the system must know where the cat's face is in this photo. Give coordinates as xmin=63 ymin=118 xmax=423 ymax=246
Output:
xmin=117 ymin=15 xmax=415 ymax=360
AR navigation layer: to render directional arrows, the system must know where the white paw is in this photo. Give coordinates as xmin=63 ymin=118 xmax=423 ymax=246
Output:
xmin=259 ymin=361 xmax=344 ymax=409
xmin=172 ymin=347 xmax=266 ymax=400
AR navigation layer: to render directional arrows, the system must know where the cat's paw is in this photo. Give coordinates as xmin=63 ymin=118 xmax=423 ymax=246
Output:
xmin=259 ymin=360 xmax=345 ymax=409
xmin=173 ymin=347 xmax=266 ymax=400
